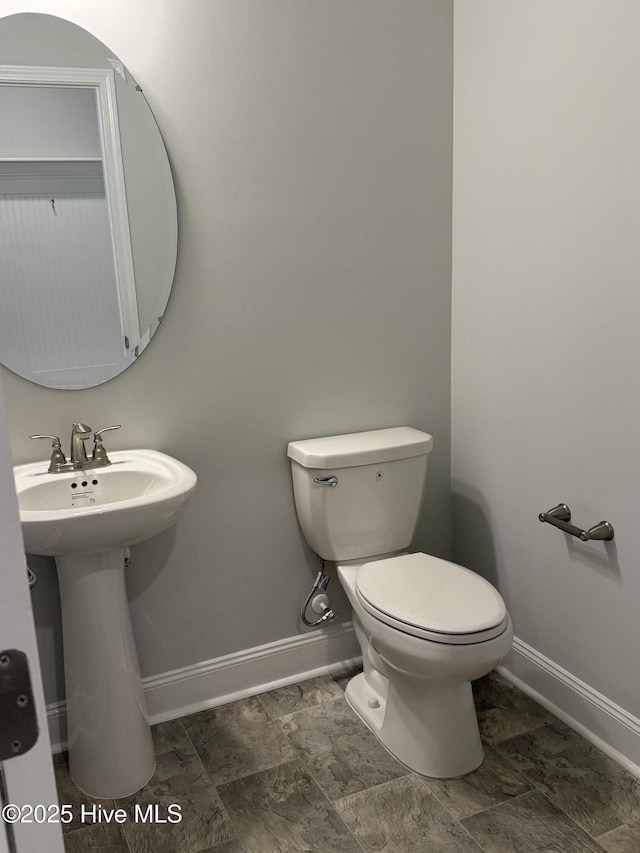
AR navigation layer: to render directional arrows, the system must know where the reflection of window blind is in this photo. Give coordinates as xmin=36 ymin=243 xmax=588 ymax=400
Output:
xmin=0 ymin=160 xmax=104 ymax=194
xmin=0 ymin=192 xmax=127 ymax=387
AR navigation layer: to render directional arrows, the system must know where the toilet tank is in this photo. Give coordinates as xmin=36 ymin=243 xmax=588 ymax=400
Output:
xmin=287 ymin=427 xmax=433 ymax=562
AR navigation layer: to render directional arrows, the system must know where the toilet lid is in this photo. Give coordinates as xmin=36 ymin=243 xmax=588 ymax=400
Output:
xmin=356 ymin=552 xmax=507 ymax=638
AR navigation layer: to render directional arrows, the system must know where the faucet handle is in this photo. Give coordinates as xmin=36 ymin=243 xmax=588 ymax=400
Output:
xmin=92 ymin=425 xmax=121 ymax=466
xmin=29 ymin=434 xmax=67 ymax=472
xmin=29 ymin=433 xmax=61 ymax=443
xmin=94 ymin=425 xmax=121 ymax=439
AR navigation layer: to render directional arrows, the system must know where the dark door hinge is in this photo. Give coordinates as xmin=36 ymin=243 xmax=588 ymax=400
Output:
xmin=0 ymin=650 xmax=39 ymax=761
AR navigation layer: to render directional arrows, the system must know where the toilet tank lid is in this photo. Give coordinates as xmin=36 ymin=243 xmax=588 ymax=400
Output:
xmin=287 ymin=427 xmax=433 ymax=469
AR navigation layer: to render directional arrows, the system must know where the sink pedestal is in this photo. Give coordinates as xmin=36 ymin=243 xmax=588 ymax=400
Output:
xmin=56 ymin=548 xmax=155 ymax=798
xmin=14 ymin=449 xmax=197 ymax=796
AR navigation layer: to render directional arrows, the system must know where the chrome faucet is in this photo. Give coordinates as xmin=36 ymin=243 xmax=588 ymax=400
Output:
xmin=30 ymin=423 xmax=122 ymax=472
xmin=70 ymin=422 xmax=93 ymax=468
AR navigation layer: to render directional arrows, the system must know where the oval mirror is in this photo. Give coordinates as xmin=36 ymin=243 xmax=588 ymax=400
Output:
xmin=0 ymin=14 xmax=177 ymax=389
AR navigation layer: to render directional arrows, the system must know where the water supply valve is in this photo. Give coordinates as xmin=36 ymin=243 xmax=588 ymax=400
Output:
xmin=311 ymin=593 xmax=331 ymax=614
xmin=300 ymin=561 xmax=338 ymax=627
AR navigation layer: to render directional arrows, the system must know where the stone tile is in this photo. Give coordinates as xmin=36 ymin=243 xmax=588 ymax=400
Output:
xmin=217 ymin=759 xmax=361 ymax=853
xmin=64 ymin=823 xmax=129 ymax=852
xmin=258 ymin=675 xmax=343 ymax=718
xmin=598 ymin=820 xmax=640 ymax=853
xmin=424 ymin=743 xmax=533 ymax=819
xmin=201 ymin=841 xmax=246 ymax=853
xmin=182 ymin=696 xmax=297 ymax=786
xmin=53 ymin=752 xmax=115 ymax=834
xmin=472 ymin=671 xmax=556 ymax=744
xmin=119 ymin=744 xmax=236 ymax=853
xmin=55 ymin=672 xmax=639 ymax=853
xmin=335 ymin=774 xmax=483 ymax=852
xmin=462 ymin=789 xmax=605 ymax=852
xmin=496 ymin=722 xmax=640 ymax=837
xmin=280 ymin=696 xmax=409 ymax=800
xmin=151 ymin=718 xmax=192 ymax=755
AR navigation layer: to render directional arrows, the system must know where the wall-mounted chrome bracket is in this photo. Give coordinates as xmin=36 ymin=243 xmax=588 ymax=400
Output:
xmin=538 ymin=503 xmax=614 ymax=541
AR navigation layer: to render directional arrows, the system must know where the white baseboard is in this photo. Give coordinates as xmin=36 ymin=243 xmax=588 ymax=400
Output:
xmin=50 ymin=627 xmax=640 ymax=781
xmin=499 ymin=637 xmax=640 ymax=779
xmin=46 ymin=701 xmax=67 ymax=755
xmin=48 ymin=621 xmax=360 ymax=754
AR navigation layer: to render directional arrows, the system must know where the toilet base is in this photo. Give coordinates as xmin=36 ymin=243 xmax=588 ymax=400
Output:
xmin=345 ymin=670 xmax=484 ymax=778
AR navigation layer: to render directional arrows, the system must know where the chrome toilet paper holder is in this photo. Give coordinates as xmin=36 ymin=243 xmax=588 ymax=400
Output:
xmin=538 ymin=504 xmax=614 ymax=542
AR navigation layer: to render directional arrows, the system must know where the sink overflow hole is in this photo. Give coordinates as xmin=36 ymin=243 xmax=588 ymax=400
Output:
xmin=70 ymin=480 xmax=99 ymax=489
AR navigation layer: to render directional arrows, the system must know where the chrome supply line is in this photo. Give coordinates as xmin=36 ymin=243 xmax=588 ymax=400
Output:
xmin=300 ymin=560 xmax=338 ymax=627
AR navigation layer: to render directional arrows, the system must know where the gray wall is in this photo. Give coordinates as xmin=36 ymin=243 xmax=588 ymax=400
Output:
xmin=1 ymin=1 xmax=454 ymax=704
xmin=0 ymin=86 xmax=100 ymax=158
xmin=453 ymin=0 xmax=640 ymax=718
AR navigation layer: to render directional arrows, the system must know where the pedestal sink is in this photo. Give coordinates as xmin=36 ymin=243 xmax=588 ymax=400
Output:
xmin=13 ymin=449 xmax=197 ymax=798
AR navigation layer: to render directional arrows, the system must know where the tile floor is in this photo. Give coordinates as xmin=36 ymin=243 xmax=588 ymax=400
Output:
xmin=56 ymin=667 xmax=640 ymax=852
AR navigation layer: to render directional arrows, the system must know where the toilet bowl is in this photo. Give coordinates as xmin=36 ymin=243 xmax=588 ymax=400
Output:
xmin=287 ymin=426 xmax=513 ymax=778
xmin=337 ymin=554 xmax=512 ymax=778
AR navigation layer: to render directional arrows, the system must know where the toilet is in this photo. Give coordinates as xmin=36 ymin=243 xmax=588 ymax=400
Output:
xmin=287 ymin=426 xmax=513 ymax=778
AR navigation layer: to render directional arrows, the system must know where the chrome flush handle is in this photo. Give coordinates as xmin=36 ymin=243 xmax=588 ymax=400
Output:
xmin=313 ymin=476 xmax=338 ymax=487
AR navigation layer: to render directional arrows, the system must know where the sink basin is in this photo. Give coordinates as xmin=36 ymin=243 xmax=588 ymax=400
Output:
xmin=13 ymin=448 xmax=196 ymax=798
xmin=14 ymin=449 xmax=197 ymax=556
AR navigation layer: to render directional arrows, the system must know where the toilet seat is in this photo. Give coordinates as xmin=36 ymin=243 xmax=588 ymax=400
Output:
xmin=356 ymin=552 xmax=508 ymax=645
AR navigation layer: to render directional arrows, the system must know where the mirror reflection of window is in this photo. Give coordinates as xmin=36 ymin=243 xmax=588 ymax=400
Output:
xmin=0 ymin=84 xmax=134 ymax=387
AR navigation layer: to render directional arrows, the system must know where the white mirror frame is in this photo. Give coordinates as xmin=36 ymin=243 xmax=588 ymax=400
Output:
xmin=0 ymin=64 xmax=140 ymax=351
